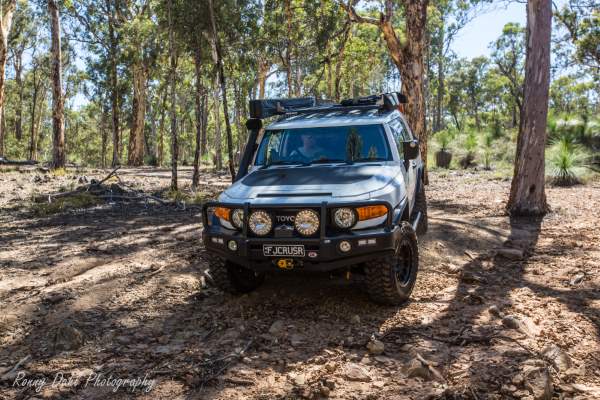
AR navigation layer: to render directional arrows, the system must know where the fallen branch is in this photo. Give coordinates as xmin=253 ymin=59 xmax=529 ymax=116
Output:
xmin=0 ymin=157 xmax=38 ymax=166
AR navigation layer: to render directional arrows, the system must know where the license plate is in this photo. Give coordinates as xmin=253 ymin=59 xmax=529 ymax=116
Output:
xmin=263 ymin=244 xmax=305 ymax=257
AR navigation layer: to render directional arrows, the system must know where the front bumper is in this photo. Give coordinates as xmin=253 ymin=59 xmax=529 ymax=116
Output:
xmin=201 ymin=201 xmax=401 ymax=272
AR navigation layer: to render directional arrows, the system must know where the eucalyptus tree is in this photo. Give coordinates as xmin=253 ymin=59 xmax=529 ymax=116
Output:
xmin=48 ymin=0 xmax=65 ymax=168
xmin=0 ymin=0 xmax=17 ymax=157
xmin=342 ymin=0 xmax=430 ymax=180
xmin=508 ymin=0 xmax=552 ymax=215
xmin=8 ymin=2 xmax=35 ymax=142
xmin=64 ymin=0 xmax=126 ymax=166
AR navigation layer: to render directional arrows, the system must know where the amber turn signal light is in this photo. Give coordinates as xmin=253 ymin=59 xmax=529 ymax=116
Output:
xmin=356 ymin=205 xmax=388 ymax=221
xmin=214 ymin=207 xmax=231 ymax=221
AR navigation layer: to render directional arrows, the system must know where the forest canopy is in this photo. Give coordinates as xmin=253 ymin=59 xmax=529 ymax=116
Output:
xmin=0 ymin=0 xmax=597 ymax=184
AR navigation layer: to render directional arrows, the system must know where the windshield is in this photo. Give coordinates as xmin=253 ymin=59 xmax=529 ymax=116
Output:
xmin=254 ymin=125 xmax=390 ymax=166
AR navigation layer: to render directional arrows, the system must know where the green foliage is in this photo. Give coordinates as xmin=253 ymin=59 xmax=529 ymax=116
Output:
xmin=434 ymin=130 xmax=451 ymax=151
xmin=481 ymin=132 xmax=494 ymax=170
xmin=464 ymin=130 xmax=478 ymax=153
xmin=547 ymin=138 xmax=589 ymax=186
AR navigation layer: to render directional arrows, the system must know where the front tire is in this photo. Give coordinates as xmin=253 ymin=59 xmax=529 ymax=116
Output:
xmin=364 ymin=222 xmax=419 ymax=305
xmin=207 ymin=255 xmax=265 ymax=294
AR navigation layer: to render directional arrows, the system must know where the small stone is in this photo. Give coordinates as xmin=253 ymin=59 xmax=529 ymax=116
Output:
xmin=324 ymin=362 xmax=337 ymax=373
xmin=157 ymin=335 xmax=171 ymax=344
xmin=289 ymin=372 xmax=306 ymax=386
xmin=502 ymin=315 xmax=521 ymax=330
xmin=489 ymin=305 xmax=504 ymax=318
xmin=523 ymin=365 xmax=552 ymax=400
xmin=115 ymin=336 xmax=132 ymax=346
xmin=319 ymin=384 xmax=331 ymax=397
xmin=372 ymin=381 xmax=385 ymax=388
xmin=269 ymin=320 xmax=285 ymax=336
xmin=496 ymin=248 xmax=524 ymax=260
xmin=570 ymin=273 xmax=585 ymax=286
xmin=343 ymin=363 xmax=371 ymax=382
xmin=43 ymin=291 xmax=69 ymax=304
xmin=350 ymin=315 xmax=361 ymax=324
xmin=460 ymin=271 xmax=487 ymax=284
xmin=541 ymin=344 xmax=572 ymax=372
xmin=404 ymin=358 xmax=430 ymax=380
xmin=323 ymin=379 xmax=336 ymax=390
xmin=290 ymin=334 xmax=304 ymax=347
xmin=366 ymin=339 xmax=385 ymax=355
xmin=53 ymin=325 xmax=85 ymax=352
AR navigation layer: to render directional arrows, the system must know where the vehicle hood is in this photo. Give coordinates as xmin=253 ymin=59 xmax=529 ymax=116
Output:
xmin=223 ymin=164 xmax=400 ymax=200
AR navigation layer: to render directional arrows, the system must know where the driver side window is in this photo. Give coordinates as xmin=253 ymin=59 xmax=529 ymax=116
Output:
xmin=390 ymin=118 xmax=409 ymax=159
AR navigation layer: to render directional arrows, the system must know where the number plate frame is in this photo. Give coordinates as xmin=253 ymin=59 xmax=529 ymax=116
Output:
xmin=263 ymin=244 xmax=305 ymax=257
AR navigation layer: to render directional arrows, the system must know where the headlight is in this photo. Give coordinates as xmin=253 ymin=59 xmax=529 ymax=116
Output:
xmin=248 ymin=210 xmax=272 ymax=236
xmin=294 ymin=209 xmax=320 ymax=236
xmin=231 ymin=209 xmax=244 ymax=229
xmin=334 ymin=208 xmax=357 ymax=229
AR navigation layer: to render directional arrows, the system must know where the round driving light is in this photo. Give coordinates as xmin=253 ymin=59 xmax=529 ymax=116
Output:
xmin=248 ymin=210 xmax=272 ymax=236
xmin=339 ymin=240 xmax=352 ymax=252
xmin=294 ymin=209 xmax=320 ymax=236
xmin=231 ymin=209 xmax=244 ymax=229
xmin=334 ymin=207 xmax=357 ymax=229
xmin=228 ymin=240 xmax=238 ymax=251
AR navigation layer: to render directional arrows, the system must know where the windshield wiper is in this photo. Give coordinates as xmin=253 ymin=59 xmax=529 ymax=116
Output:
xmin=260 ymin=160 xmax=309 ymax=169
xmin=306 ymin=158 xmax=349 ymax=165
xmin=351 ymin=157 xmax=388 ymax=162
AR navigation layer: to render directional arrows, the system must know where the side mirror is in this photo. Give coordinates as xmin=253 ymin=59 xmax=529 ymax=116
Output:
xmin=403 ymin=140 xmax=420 ymax=160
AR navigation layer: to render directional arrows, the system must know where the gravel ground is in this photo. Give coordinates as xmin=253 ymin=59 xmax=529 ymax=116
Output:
xmin=0 ymin=166 xmax=598 ymax=400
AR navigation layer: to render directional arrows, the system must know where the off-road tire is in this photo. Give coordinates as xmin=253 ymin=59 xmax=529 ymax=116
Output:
xmin=364 ymin=222 xmax=419 ymax=305
xmin=207 ymin=255 xmax=265 ymax=294
xmin=413 ymin=184 xmax=428 ymax=236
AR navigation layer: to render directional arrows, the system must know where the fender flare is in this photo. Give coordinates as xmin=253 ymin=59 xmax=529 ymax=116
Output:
xmin=392 ymin=197 xmax=410 ymax=225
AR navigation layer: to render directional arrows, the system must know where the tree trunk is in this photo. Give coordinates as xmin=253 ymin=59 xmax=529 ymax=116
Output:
xmin=334 ymin=25 xmax=351 ymax=102
xmin=208 ymin=0 xmax=235 ymax=181
xmin=168 ymin=0 xmax=178 ymax=191
xmin=49 ymin=0 xmax=65 ymax=169
xmin=212 ymin=81 xmax=222 ymax=170
xmin=107 ymin=0 xmax=120 ymax=166
xmin=101 ymin=106 xmax=108 ymax=168
xmin=257 ymin=60 xmax=269 ymax=99
xmin=200 ymin=92 xmax=208 ymax=157
xmin=127 ymin=62 xmax=147 ymax=166
xmin=434 ymin=24 xmax=444 ymax=133
xmin=29 ymin=79 xmax=41 ymax=161
xmin=0 ymin=0 xmax=16 ymax=155
xmin=344 ymin=0 xmax=429 ymax=183
xmin=507 ymin=0 xmax=551 ymax=215
xmin=192 ymin=44 xmax=203 ymax=189
xmin=398 ymin=0 xmax=429 ymax=183
xmin=284 ymin=0 xmax=293 ymax=97
xmin=13 ymin=48 xmax=23 ymax=141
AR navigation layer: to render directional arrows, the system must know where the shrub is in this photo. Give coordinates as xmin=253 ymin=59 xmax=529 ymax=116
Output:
xmin=481 ymin=132 xmax=494 ymax=170
xmin=547 ymin=138 xmax=589 ymax=186
xmin=459 ymin=130 xmax=478 ymax=168
xmin=435 ymin=131 xmax=451 ymax=151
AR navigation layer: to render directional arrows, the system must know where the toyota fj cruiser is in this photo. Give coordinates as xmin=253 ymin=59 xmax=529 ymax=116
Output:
xmin=202 ymin=93 xmax=427 ymax=304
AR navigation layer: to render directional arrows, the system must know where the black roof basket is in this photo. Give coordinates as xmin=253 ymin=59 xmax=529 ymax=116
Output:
xmin=248 ymin=92 xmax=407 ymax=119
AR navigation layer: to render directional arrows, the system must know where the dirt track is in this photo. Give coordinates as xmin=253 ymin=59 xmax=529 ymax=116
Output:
xmin=0 ymin=167 xmax=599 ymax=399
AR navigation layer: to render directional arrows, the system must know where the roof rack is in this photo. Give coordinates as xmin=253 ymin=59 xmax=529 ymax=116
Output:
xmin=248 ymin=92 xmax=407 ymax=119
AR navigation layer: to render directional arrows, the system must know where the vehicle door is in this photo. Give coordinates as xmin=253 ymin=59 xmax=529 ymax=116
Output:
xmin=388 ymin=118 xmax=413 ymax=206
xmin=398 ymin=117 xmax=418 ymax=205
